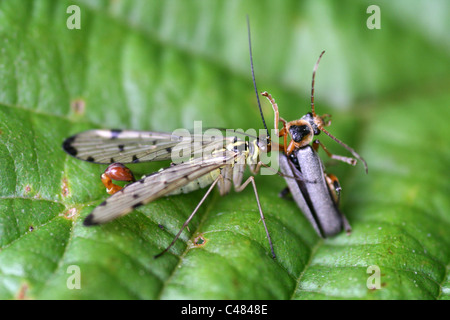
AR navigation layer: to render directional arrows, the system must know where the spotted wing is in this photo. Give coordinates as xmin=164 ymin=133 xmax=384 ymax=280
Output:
xmin=62 ymin=129 xmax=231 ymax=164
xmin=83 ymin=150 xmax=236 ymax=225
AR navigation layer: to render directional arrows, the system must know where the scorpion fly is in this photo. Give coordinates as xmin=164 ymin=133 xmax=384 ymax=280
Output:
xmin=62 ymin=19 xmax=278 ymax=259
xmin=261 ymin=51 xmax=367 ymax=238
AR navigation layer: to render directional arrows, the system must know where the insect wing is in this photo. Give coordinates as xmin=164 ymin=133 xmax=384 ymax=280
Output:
xmin=63 ymin=129 xmax=232 ymax=164
xmin=63 ymin=130 xmax=175 ymax=163
xmin=279 ymin=152 xmax=323 ymax=237
xmin=280 ymin=146 xmax=346 ymax=237
xmin=83 ymin=150 xmax=236 ymax=225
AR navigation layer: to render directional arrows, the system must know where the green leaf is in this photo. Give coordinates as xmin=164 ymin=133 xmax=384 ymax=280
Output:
xmin=0 ymin=0 xmax=449 ymax=300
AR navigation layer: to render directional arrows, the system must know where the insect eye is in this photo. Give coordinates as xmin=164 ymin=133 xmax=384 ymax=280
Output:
xmin=289 ymin=124 xmax=313 ymax=145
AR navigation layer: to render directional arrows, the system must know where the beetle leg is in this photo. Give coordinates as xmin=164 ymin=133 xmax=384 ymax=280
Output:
xmin=313 ymin=139 xmax=357 ymax=166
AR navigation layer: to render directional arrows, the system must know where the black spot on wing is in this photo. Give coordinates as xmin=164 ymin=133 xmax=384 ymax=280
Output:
xmin=110 ymin=129 xmax=123 ymax=139
xmin=132 ymin=155 xmax=139 ymax=163
xmin=118 ymin=144 xmax=125 ymax=152
xmin=83 ymin=213 xmax=97 ymax=226
xmin=62 ymin=136 xmax=78 ymax=156
xmin=86 ymin=156 xmax=95 ymax=162
xmin=132 ymin=202 xmax=143 ymax=209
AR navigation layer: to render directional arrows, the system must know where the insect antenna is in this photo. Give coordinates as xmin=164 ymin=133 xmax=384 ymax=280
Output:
xmin=310 ymin=50 xmax=325 ymax=118
xmin=310 ymin=51 xmax=368 ymax=174
xmin=247 ymin=15 xmax=270 ymax=142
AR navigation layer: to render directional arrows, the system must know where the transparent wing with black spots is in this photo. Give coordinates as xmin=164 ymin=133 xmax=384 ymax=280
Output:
xmin=62 ymin=129 xmax=236 ymax=164
xmin=83 ymin=150 xmax=237 ymax=225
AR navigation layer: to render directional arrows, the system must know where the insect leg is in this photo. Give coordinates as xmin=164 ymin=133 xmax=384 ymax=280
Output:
xmin=325 ymin=173 xmax=342 ymax=205
xmin=312 ymin=139 xmax=357 ymax=166
xmin=101 ymin=163 xmax=136 ymax=195
xmin=315 ymin=128 xmax=368 ymax=173
xmin=154 ymin=173 xmax=223 ymax=259
xmin=234 ymin=176 xmax=276 ymax=259
xmin=323 ymin=173 xmax=351 ymax=234
xmin=261 ymin=91 xmax=280 ymax=135
xmin=261 ymin=91 xmax=288 ymax=152
xmin=255 ymin=160 xmax=315 ymax=185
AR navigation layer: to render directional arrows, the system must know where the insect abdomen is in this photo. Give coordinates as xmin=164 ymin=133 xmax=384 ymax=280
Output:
xmin=168 ymin=168 xmax=221 ymax=195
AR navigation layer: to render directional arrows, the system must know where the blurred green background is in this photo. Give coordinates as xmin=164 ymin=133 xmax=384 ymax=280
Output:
xmin=0 ymin=0 xmax=448 ymax=299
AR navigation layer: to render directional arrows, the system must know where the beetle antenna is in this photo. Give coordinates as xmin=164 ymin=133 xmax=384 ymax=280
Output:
xmin=310 ymin=50 xmax=368 ymax=173
xmin=311 ymin=50 xmax=325 ymax=118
